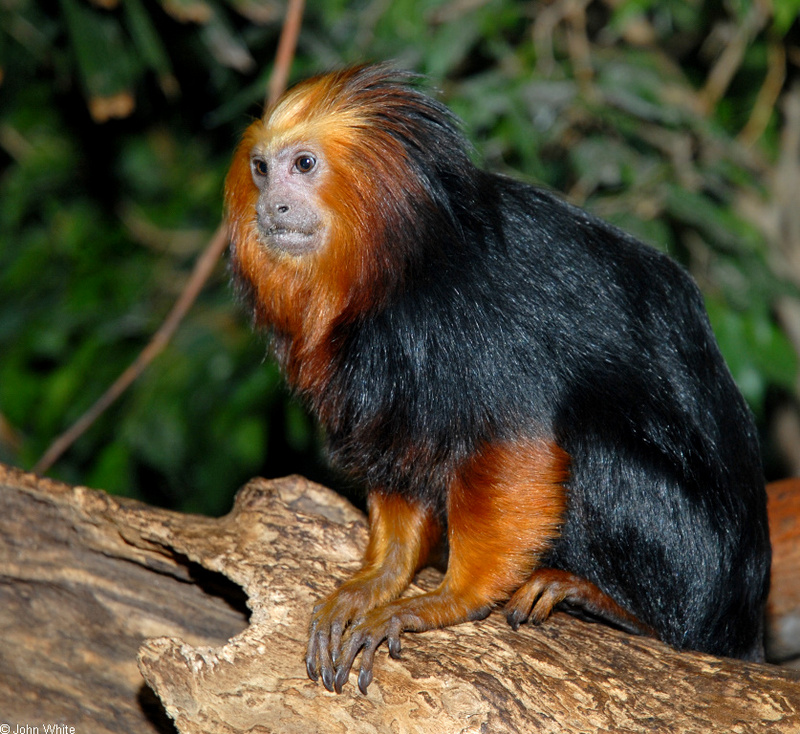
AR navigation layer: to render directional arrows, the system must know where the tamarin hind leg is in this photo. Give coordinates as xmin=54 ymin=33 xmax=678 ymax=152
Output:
xmin=306 ymin=491 xmax=442 ymax=691
xmin=334 ymin=439 xmax=569 ymax=693
xmin=505 ymin=567 xmax=658 ymax=638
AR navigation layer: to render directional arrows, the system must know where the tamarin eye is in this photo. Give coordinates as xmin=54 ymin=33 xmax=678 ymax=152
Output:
xmin=252 ymin=158 xmax=268 ymax=177
xmin=295 ymin=155 xmax=316 ymax=173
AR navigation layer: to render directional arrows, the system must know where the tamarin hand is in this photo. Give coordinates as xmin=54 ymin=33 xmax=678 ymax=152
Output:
xmin=225 ymin=65 xmax=771 ymax=693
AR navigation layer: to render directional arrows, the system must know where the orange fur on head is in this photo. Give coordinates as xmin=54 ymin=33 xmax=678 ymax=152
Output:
xmin=224 ymin=66 xmax=439 ymax=393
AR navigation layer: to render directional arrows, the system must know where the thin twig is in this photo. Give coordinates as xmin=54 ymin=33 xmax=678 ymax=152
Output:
xmin=565 ymin=0 xmax=593 ymax=89
xmin=698 ymin=3 xmax=768 ymax=115
xmin=532 ymin=0 xmax=566 ymax=78
xmin=267 ymin=0 xmax=305 ymax=110
xmin=33 ymin=0 xmax=306 ymax=475
xmin=532 ymin=0 xmax=593 ymax=86
xmin=739 ymin=38 xmax=786 ymax=147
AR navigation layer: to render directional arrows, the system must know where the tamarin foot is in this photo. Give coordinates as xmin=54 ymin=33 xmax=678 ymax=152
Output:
xmin=331 ymin=594 xmax=492 ymax=694
xmin=505 ymin=567 xmax=657 ymax=638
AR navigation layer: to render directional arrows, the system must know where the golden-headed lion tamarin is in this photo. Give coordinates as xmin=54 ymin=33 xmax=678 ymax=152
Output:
xmin=224 ymin=64 xmax=770 ymax=694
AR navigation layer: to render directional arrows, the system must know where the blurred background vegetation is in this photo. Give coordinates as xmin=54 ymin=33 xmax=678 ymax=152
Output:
xmin=1 ymin=0 xmax=800 ymax=515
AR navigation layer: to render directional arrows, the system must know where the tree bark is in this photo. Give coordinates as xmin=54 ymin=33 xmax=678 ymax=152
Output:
xmin=0 ymin=463 xmax=798 ymax=734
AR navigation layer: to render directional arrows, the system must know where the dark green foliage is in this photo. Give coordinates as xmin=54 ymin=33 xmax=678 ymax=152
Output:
xmin=1 ymin=0 xmax=798 ymax=512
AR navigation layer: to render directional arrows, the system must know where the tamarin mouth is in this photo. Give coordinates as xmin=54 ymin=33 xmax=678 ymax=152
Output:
xmin=262 ymin=226 xmax=317 ymax=254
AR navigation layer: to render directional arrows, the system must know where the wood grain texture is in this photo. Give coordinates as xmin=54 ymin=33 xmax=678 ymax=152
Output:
xmin=0 ymin=463 xmax=799 ymax=733
xmin=0 ymin=465 xmax=249 ymax=733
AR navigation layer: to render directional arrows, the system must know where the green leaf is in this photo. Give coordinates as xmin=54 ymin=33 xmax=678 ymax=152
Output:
xmin=200 ymin=8 xmax=255 ymax=73
xmin=122 ymin=0 xmax=178 ymax=94
xmin=285 ymin=400 xmax=313 ymax=452
xmin=60 ymin=0 xmax=137 ymax=119
xmin=86 ymin=441 xmax=133 ymax=495
xmin=706 ymin=297 xmax=799 ymax=412
xmin=773 ymin=0 xmax=800 ymax=35
xmin=664 ymin=185 xmax=762 ymax=254
xmin=229 ymin=416 xmax=267 ymax=468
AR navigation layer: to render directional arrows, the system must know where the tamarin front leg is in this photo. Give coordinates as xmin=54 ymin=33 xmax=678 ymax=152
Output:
xmin=306 ymin=491 xmax=442 ymax=691
xmin=334 ymin=439 xmax=569 ymax=693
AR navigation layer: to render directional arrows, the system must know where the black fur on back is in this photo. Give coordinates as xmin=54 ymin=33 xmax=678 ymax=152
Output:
xmin=287 ymin=68 xmax=772 ymax=661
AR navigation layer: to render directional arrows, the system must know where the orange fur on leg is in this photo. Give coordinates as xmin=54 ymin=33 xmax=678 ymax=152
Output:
xmin=306 ymin=491 xmax=441 ymax=691
xmin=335 ymin=438 xmax=569 ymax=693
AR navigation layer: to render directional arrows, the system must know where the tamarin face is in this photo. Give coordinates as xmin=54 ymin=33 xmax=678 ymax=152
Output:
xmin=248 ymin=141 xmax=328 ymax=256
xmin=227 ymin=67 xmax=406 ymax=274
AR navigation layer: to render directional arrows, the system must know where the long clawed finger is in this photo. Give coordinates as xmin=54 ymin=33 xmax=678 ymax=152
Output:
xmin=304 ymin=624 xmax=322 ymax=681
xmin=329 ymin=620 xmax=344 ymax=665
xmin=306 ymin=625 xmax=337 ymax=691
xmin=333 ymin=630 xmax=365 ymax=693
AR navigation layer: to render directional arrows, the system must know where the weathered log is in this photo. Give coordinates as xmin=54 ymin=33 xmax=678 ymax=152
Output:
xmin=0 ymin=465 xmax=249 ymax=733
xmin=0 ymin=462 xmax=798 ymax=733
